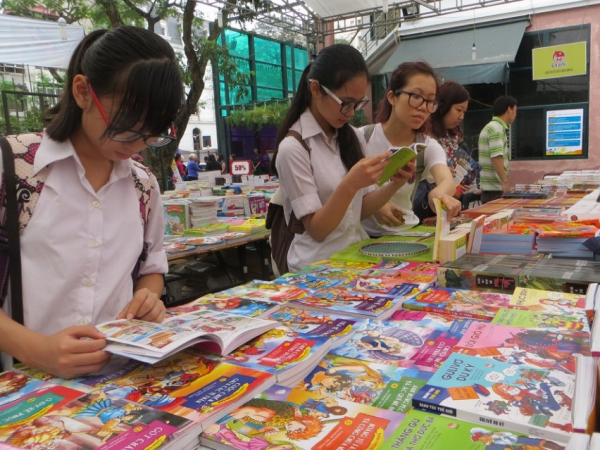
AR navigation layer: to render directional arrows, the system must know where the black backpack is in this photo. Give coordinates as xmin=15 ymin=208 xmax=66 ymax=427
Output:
xmin=265 ymin=131 xmax=309 ymax=275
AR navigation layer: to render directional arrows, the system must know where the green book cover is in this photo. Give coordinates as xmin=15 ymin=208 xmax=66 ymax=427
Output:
xmin=491 ymin=307 xmax=589 ymax=332
xmin=381 ymin=409 xmax=571 ymax=449
xmin=377 ymin=144 xmax=423 ymax=187
xmin=373 ymin=376 xmax=428 ymax=413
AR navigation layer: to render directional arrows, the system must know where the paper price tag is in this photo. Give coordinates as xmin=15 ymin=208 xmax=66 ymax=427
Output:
xmin=230 ymin=160 xmax=251 ymax=175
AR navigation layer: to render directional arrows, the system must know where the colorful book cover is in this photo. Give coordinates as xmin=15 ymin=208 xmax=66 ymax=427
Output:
xmin=339 ymin=273 xmax=436 ymax=296
xmin=388 ymin=309 xmax=479 ymax=332
xmin=266 ymin=306 xmax=365 ymax=346
xmin=0 ymin=389 xmax=197 ymax=449
xmin=491 ymin=308 xmax=590 ymax=333
xmin=0 ymin=372 xmax=59 ymax=410
xmin=452 ymin=321 xmax=589 ymax=376
xmin=200 ymin=384 xmax=406 ymax=450
xmin=274 ymin=273 xmax=345 ymax=290
xmin=75 ymin=349 xmax=274 ymax=426
xmin=402 ymin=287 xmax=511 ymax=321
xmin=166 ymin=295 xmax=279 ymax=319
xmin=329 ymin=319 xmax=465 ymax=370
xmin=289 ymin=288 xmax=404 ymax=320
xmin=297 ymin=354 xmax=431 ymax=413
xmin=509 ymin=286 xmax=589 ymax=316
xmin=412 ymin=353 xmax=575 ymax=441
xmin=222 ymin=280 xmax=311 ymax=303
xmin=381 ymin=409 xmax=572 ymax=450
xmin=364 ymin=261 xmax=439 ymax=277
xmin=303 ymin=259 xmax=378 ymax=272
xmin=295 ymin=264 xmax=364 ymax=281
xmin=223 ymin=327 xmax=331 ymax=387
xmin=163 ymin=202 xmax=189 ymax=235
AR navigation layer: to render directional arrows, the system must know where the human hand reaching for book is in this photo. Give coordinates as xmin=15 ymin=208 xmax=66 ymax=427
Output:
xmin=23 ymin=326 xmax=111 ymax=379
xmin=428 ymin=190 xmax=462 ymax=217
xmin=374 ymin=202 xmax=406 ymax=227
xmin=117 ymin=288 xmax=166 ymax=323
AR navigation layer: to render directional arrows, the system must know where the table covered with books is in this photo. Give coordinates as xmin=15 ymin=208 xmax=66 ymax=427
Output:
xmin=3 ymin=233 xmax=599 ymax=450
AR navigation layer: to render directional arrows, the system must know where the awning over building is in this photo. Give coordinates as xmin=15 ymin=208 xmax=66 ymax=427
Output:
xmin=0 ymin=15 xmax=85 ymax=69
xmin=380 ymin=20 xmax=528 ymax=84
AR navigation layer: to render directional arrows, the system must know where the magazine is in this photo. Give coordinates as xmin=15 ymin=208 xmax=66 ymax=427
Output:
xmin=452 ymin=321 xmax=590 ymax=375
xmin=265 ymin=306 xmax=366 ymax=347
xmin=412 ymin=353 xmax=577 ymax=441
xmin=166 ymin=295 xmax=280 ymax=319
xmin=297 ymin=353 xmax=431 ymax=413
xmin=69 ymin=348 xmax=275 ymax=429
xmin=289 ymin=288 xmax=404 ymax=320
xmin=401 ymin=287 xmax=511 ymax=321
xmin=0 ymin=387 xmax=200 ymax=450
xmin=200 ymin=384 xmax=407 ymax=450
xmin=329 ymin=319 xmax=467 ymax=371
xmin=222 ymin=326 xmax=331 ymax=387
xmin=491 ymin=307 xmax=590 ymax=333
xmin=381 ymin=409 xmax=581 ymax=450
xmin=98 ymin=310 xmax=278 ymax=364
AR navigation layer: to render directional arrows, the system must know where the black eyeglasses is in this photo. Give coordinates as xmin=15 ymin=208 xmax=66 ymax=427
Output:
xmin=89 ymin=83 xmax=176 ymax=148
xmin=309 ymin=79 xmax=370 ymax=115
xmin=394 ymin=89 xmax=440 ymax=113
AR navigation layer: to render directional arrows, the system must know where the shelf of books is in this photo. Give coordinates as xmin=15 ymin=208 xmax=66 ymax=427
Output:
xmin=4 ymin=252 xmax=600 ymax=449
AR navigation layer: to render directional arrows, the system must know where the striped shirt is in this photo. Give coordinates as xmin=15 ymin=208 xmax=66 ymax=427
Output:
xmin=478 ymin=117 xmax=508 ymax=192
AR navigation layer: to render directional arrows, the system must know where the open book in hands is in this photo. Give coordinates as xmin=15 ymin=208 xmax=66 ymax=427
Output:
xmin=377 ymin=142 xmax=427 ymax=186
xmin=97 ymin=310 xmax=278 ymax=364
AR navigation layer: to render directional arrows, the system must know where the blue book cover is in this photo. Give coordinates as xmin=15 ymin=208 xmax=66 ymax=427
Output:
xmin=412 ymin=353 xmax=575 ymax=441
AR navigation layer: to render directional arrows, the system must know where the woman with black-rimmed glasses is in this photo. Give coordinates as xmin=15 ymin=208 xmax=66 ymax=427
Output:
xmin=361 ymin=62 xmax=461 ymax=236
xmin=270 ymin=44 xmax=416 ymax=272
xmin=0 ymin=26 xmax=183 ymax=378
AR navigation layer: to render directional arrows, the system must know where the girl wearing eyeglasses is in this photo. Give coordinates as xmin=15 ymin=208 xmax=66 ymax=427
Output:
xmin=0 ymin=27 xmax=183 ymax=378
xmin=271 ymin=44 xmax=416 ymax=273
xmin=362 ymin=62 xmax=461 ymax=236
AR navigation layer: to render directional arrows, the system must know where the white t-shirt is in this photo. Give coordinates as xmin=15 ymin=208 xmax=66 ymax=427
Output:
xmin=276 ymin=110 xmax=374 ymax=271
xmin=361 ymin=123 xmax=447 ymax=235
xmin=1 ymin=134 xmax=167 ymax=344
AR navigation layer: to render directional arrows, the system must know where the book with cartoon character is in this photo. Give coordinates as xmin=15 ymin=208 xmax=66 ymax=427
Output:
xmin=381 ymin=409 xmax=583 ymax=450
xmin=222 ymin=326 xmax=331 ymax=388
xmin=491 ymin=308 xmax=590 ymax=333
xmin=98 ymin=310 xmax=278 ymax=364
xmin=508 ymin=286 xmax=594 ymax=321
xmin=166 ymin=295 xmax=280 ymax=319
xmin=265 ymin=306 xmax=366 ymax=348
xmin=401 ymin=287 xmax=512 ymax=321
xmin=289 ymin=288 xmax=404 ymax=320
xmin=200 ymin=384 xmax=406 ymax=450
xmin=221 ymin=280 xmax=312 ymax=303
xmin=274 ymin=273 xmax=345 ymax=290
xmin=452 ymin=321 xmax=590 ymax=376
xmin=329 ymin=319 xmax=468 ymax=371
xmin=0 ymin=387 xmax=200 ymax=449
xmin=297 ymin=353 xmax=431 ymax=413
xmin=412 ymin=353 xmax=580 ymax=442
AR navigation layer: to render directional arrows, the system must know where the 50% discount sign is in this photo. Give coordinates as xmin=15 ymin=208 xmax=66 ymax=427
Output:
xmin=230 ymin=160 xmax=252 ymax=175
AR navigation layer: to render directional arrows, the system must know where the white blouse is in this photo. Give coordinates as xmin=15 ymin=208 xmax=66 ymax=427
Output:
xmin=276 ymin=110 xmax=373 ymax=271
xmin=1 ymin=134 xmax=167 ymax=337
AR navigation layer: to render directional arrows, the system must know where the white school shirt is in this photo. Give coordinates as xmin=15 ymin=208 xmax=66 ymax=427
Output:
xmin=276 ymin=110 xmax=373 ymax=272
xmin=361 ymin=123 xmax=446 ymax=234
xmin=1 ymin=134 xmax=168 ymax=337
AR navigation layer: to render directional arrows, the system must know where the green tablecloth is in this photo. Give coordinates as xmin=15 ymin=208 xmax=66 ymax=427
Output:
xmin=329 ymin=226 xmax=437 ymax=263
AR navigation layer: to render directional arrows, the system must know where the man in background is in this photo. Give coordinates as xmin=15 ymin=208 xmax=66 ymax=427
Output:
xmin=478 ymin=96 xmax=518 ymax=203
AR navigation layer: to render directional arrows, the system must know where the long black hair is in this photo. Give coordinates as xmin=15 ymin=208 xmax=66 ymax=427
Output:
xmin=430 ymin=81 xmax=470 ymax=139
xmin=271 ymin=44 xmax=369 ymax=176
xmin=46 ymin=26 xmax=183 ymax=142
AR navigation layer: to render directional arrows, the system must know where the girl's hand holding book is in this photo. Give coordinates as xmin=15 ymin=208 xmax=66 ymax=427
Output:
xmin=343 ymin=151 xmax=391 ymax=192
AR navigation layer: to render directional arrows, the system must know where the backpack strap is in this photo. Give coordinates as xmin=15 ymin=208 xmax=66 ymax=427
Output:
xmin=285 ymin=130 xmax=311 ymax=154
xmin=130 ymin=160 xmax=156 ymax=281
xmin=0 ymin=136 xmax=23 ymax=324
xmin=363 ymin=123 xmax=376 ymax=143
xmin=410 ymin=133 xmax=428 ymax=203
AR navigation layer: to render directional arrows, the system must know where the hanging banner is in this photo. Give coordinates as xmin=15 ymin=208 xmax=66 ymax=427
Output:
xmin=532 ymin=41 xmax=587 ymax=80
xmin=546 ymin=108 xmax=584 ymax=156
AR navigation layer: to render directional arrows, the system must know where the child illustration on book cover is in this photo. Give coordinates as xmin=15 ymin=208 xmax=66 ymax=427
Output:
xmin=469 ymin=427 xmax=565 ymax=449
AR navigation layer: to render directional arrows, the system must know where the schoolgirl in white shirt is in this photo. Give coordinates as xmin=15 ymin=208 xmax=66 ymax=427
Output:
xmin=271 ymin=44 xmax=417 ymax=272
xmin=0 ymin=27 xmax=183 ymax=378
xmin=362 ymin=62 xmax=462 ymax=236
